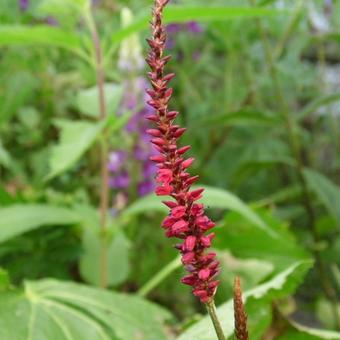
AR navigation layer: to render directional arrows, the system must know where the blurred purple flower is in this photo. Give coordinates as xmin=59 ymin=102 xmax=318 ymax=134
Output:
xmin=108 ymin=151 xmax=126 ymax=172
xmin=19 ymin=0 xmax=29 ymax=11
xmin=46 ymin=17 xmax=58 ymax=26
xmin=166 ymin=23 xmax=182 ymax=34
xmin=138 ymin=180 xmax=155 ymax=197
xmin=109 ymin=171 xmax=130 ymax=189
xmin=142 ymin=161 xmax=157 ymax=178
xmin=187 ymin=21 xmax=203 ymax=34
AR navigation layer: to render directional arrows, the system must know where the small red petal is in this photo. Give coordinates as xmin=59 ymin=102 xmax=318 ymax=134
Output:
xmin=182 ymin=252 xmax=195 ymax=264
xmin=198 ymin=269 xmax=211 ymax=280
xmin=174 ymin=128 xmax=186 ymax=138
xmin=182 ymin=157 xmax=195 ymax=169
xmin=171 ymin=206 xmax=186 ymax=219
xmin=146 ymin=129 xmax=161 ymax=137
xmin=184 ymin=236 xmax=196 ymax=251
xmin=155 ymin=185 xmax=173 ymax=196
xmin=163 ymin=200 xmax=178 ymax=208
xmin=166 ymin=111 xmax=179 ymax=119
xmin=177 ymin=146 xmax=191 ymax=155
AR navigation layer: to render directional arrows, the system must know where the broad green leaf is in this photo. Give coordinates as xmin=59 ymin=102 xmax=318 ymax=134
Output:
xmin=218 ymin=250 xmax=274 ymax=292
xmin=46 ymin=120 xmax=105 ymax=180
xmin=283 ymin=320 xmax=340 ymax=339
xmin=316 ymin=298 xmax=340 ymax=332
xmin=0 ymin=204 xmax=80 ymax=243
xmin=303 ymin=168 xmax=340 ymax=223
xmin=112 ymin=6 xmax=288 ymax=44
xmin=123 ymin=185 xmax=277 ymax=238
xmin=216 ymin=208 xmax=311 ymax=272
xmin=195 ymin=110 xmax=280 ymax=127
xmin=77 ymin=205 xmax=131 ymax=287
xmin=0 ymin=25 xmax=82 ymax=50
xmin=75 ymin=84 xmax=123 ymax=118
xmin=0 ymin=279 xmax=171 ymax=340
xmin=255 ymin=185 xmax=303 ymax=207
xmin=178 ymin=260 xmax=313 ymax=340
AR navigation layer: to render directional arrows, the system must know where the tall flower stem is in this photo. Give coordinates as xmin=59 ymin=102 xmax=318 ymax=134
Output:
xmin=206 ymin=300 xmax=226 ymax=340
xmin=248 ymin=0 xmax=339 ymax=329
xmin=137 ymin=256 xmax=181 ymax=298
xmin=85 ymin=7 xmax=109 ymax=288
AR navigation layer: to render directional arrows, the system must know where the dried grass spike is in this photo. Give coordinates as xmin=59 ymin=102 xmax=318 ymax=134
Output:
xmin=233 ymin=277 xmax=249 ymax=340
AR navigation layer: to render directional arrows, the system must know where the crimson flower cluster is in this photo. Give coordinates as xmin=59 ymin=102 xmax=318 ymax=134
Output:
xmin=145 ymin=0 xmax=220 ymax=303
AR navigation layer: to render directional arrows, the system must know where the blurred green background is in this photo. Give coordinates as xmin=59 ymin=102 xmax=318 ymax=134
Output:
xmin=0 ymin=0 xmax=340 ymax=339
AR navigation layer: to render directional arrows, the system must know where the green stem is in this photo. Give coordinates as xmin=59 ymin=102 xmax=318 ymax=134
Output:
xmin=137 ymin=256 xmax=181 ymax=298
xmin=206 ymin=300 xmax=226 ymax=340
xmin=273 ymin=0 xmax=304 ymax=60
xmin=248 ymin=0 xmax=340 ymax=329
xmin=85 ymin=7 xmax=109 ymax=289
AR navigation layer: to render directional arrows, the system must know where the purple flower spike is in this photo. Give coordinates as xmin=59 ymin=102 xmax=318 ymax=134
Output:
xmin=143 ymin=161 xmax=156 ymax=178
xmin=108 ymin=151 xmax=126 ymax=172
xmin=109 ymin=171 xmax=130 ymax=189
xmin=19 ymin=0 xmax=29 ymax=11
xmin=46 ymin=17 xmax=58 ymax=26
xmin=138 ymin=180 xmax=155 ymax=196
xmin=166 ymin=23 xmax=182 ymax=34
xmin=187 ymin=21 xmax=203 ymax=34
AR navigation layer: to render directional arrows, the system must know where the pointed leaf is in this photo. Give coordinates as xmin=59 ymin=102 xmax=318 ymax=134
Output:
xmin=0 ymin=204 xmax=80 ymax=243
xmin=46 ymin=120 xmax=105 ymax=180
xmin=0 ymin=279 xmax=172 ymax=340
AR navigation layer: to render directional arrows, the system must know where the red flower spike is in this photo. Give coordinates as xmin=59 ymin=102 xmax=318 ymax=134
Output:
xmin=146 ymin=0 xmax=220 ymax=304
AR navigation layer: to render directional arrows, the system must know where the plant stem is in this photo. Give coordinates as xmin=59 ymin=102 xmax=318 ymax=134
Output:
xmin=273 ymin=0 xmax=304 ymax=60
xmin=248 ymin=0 xmax=340 ymax=329
xmin=206 ymin=300 xmax=226 ymax=340
xmin=137 ymin=256 xmax=181 ymax=298
xmin=86 ymin=8 xmax=109 ymax=288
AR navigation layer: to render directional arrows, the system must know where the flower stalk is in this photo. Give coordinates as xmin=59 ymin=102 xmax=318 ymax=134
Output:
xmin=146 ymin=0 xmax=220 ymax=305
xmin=145 ymin=0 xmax=225 ymax=337
xmin=233 ymin=277 xmax=249 ymax=340
xmin=85 ymin=6 xmax=109 ymax=288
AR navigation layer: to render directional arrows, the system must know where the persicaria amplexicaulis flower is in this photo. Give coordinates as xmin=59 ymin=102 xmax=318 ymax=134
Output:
xmin=145 ymin=0 xmax=220 ymax=303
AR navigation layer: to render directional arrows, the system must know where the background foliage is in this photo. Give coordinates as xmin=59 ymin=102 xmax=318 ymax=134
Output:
xmin=0 ymin=0 xmax=340 ymax=339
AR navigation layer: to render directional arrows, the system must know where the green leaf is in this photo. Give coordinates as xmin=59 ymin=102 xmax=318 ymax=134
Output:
xmin=316 ymin=298 xmax=340 ymax=332
xmin=0 ymin=72 xmax=37 ymax=126
xmin=77 ymin=205 xmax=131 ymax=287
xmin=303 ymin=168 xmax=340 ymax=224
xmin=0 ymin=204 xmax=80 ymax=243
xmin=75 ymin=84 xmax=123 ymax=118
xmin=283 ymin=320 xmax=340 ymax=339
xmin=216 ymin=208 xmax=311 ymax=272
xmin=0 ymin=139 xmax=11 ymax=168
xmin=112 ymin=6 xmax=288 ymax=44
xmin=195 ymin=110 xmax=280 ymax=127
xmin=0 ymin=279 xmax=171 ymax=340
xmin=0 ymin=25 xmax=82 ymax=51
xmin=46 ymin=120 xmax=105 ymax=180
xmin=0 ymin=268 xmax=10 ymax=292
xmin=123 ymin=185 xmax=277 ymax=238
xmin=298 ymin=93 xmax=340 ymax=121
xmin=179 ymin=260 xmax=313 ymax=340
